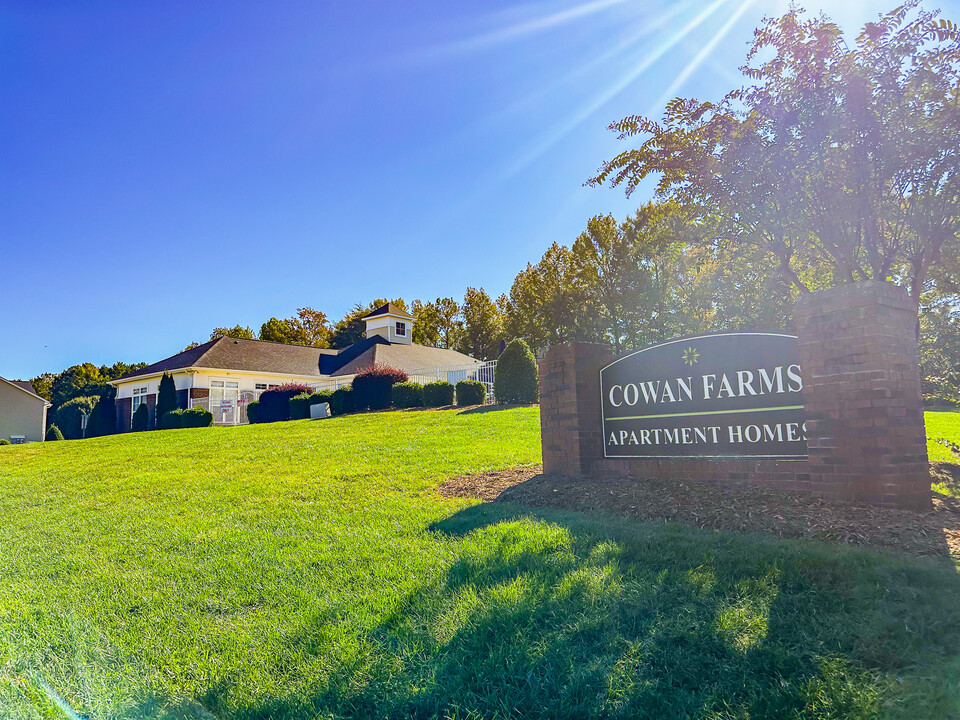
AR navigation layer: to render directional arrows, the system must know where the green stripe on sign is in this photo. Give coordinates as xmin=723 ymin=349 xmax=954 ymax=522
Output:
xmin=605 ymin=405 xmax=805 ymax=421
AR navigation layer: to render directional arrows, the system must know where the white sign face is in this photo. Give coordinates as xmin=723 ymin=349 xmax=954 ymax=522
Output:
xmin=600 ymin=332 xmax=808 ymax=459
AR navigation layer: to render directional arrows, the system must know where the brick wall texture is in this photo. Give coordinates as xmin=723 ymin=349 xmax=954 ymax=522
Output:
xmin=539 ymin=281 xmax=930 ymax=510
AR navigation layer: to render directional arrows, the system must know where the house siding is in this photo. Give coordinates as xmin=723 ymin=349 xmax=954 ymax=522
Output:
xmin=0 ymin=382 xmax=48 ymax=442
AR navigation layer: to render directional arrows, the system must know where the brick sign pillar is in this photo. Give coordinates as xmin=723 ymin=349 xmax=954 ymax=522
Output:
xmin=794 ymin=281 xmax=930 ymax=509
xmin=539 ymin=343 xmax=613 ymax=475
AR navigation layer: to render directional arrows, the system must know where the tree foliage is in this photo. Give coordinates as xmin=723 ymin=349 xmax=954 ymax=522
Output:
xmin=156 ymin=372 xmax=178 ymax=428
xmin=210 ymin=325 xmax=255 ymax=341
xmin=590 ymin=2 xmax=960 ymax=304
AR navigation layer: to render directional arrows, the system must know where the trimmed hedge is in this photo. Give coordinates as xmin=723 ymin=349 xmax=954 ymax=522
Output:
xmin=289 ymin=390 xmax=335 ymax=420
xmin=392 ymin=382 xmax=424 ymax=408
xmin=0 ymin=439 xmax=10 ymax=446
xmin=423 ymin=381 xmax=454 ymax=407
xmin=330 ymin=386 xmax=355 ymax=415
xmin=45 ymin=425 xmax=64 ymax=441
xmin=353 ymin=364 xmax=408 ymax=411
xmin=161 ymin=407 xmax=214 ymax=430
xmin=132 ymin=403 xmax=150 ymax=432
xmin=494 ymin=339 xmax=538 ymax=404
xmin=247 ymin=401 xmax=261 ymax=424
xmin=456 ymin=380 xmax=486 ymax=406
xmin=258 ymin=383 xmax=314 ymax=423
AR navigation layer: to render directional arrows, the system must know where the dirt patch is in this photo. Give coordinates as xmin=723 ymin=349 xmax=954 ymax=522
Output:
xmin=440 ymin=464 xmax=960 ymax=563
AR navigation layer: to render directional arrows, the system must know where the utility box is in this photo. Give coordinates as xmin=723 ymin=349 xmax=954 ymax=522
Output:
xmin=310 ymin=402 xmax=331 ymax=420
xmin=9 ymin=436 xmax=25 ymax=445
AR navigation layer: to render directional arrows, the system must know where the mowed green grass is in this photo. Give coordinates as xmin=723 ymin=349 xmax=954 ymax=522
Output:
xmin=0 ymin=408 xmax=958 ymax=720
xmin=926 ymin=410 xmax=960 ymax=463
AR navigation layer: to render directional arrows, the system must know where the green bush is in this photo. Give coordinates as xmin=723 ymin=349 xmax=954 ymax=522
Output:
xmin=353 ymin=364 xmax=408 ymax=410
xmin=0 ymin=439 xmax=10 ymax=446
xmin=329 ymin=386 xmax=355 ymax=415
xmin=456 ymin=380 xmax=486 ymax=406
xmin=423 ymin=381 xmax=454 ymax=407
xmin=160 ymin=410 xmax=182 ymax=430
xmin=247 ymin=401 xmax=261 ymax=424
xmin=392 ymin=382 xmax=424 ymax=408
xmin=494 ymin=339 xmax=538 ymax=404
xmin=45 ymin=425 xmax=64 ymax=442
xmin=132 ymin=403 xmax=150 ymax=432
xmin=289 ymin=391 xmax=335 ymax=420
xmin=156 ymin=373 xmax=178 ymax=428
xmin=259 ymin=383 xmax=314 ymax=423
xmin=181 ymin=407 xmax=213 ymax=428
xmin=53 ymin=395 xmax=99 ymax=439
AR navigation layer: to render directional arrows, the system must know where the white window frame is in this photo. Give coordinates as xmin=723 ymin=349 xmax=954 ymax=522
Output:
xmin=132 ymin=386 xmax=149 ymax=428
xmin=395 ymin=321 xmax=406 ymax=337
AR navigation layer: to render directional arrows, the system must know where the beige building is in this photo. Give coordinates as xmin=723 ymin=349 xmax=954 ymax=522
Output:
xmin=110 ymin=303 xmax=483 ymax=427
xmin=0 ymin=377 xmax=51 ymax=443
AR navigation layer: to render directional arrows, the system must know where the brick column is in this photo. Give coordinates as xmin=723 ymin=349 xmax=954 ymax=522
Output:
xmin=539 ymin=343 xmax=614 ymax=475
xmin=795 ymin=281 xmax=930 ymax=509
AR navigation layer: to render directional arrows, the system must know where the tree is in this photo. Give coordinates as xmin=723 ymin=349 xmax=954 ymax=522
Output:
xmin=494 ymin=339 xmax=539 ymax=404
xmin=28 ymin=373 xmax=55 ymax=401
xmin=52 ymin=395 xmax=99 ymax=440
xmin=85 ymin=392 xmax=117 ymax=438
xmin=590 ymin=2 xmax=960 ymax=305
xmin=259 ymin=317 xmax=309 ymax=345
xmin=457 ymin=288 xmax=503 ymax=360
xmin=411 ymin=298 xmax=462 ymax=349
xmin=291 ymin=307 xmax=332 ymax=348
xmin=156 ymin=372 xmax=178 ymax=428
xmin=210 ymin=325 xmax=255 ymax=341
xmin=50 ymin=364 xmax=104 ymax=408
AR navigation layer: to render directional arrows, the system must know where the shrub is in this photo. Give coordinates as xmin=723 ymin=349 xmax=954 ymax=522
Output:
xmin=329 ymin=386 xmax=355 ymax=415
xmin=258 ymin=383 xmax=314 ymax=423
xmin=353 ymin=364 xmax=408 ymax=410
xmin=495 ymin=339 xmax=538 ymax=404
xmin=456 ymin=379 xmax=486 ymax=406
xmin=132 ymin=403 xmax=150 ymax=432
xmin=423 ymin=381 xmax=454 ymax=407
xmin=160 ymin=410 xmax=182 ymax=430
xmin=0 ymin=439 xmax=10 ymax=446
xmin=45 ymin=425 xmax=64 ymax=441
xmin=392 ymin=382 xmax=424 ymax=408
xmin=181 ymin=406 xmax=213 ymax=428
xmin=247 ymin=401 xmax=261 ymax=424
xmin=53 ymin=395 xmax=99 ymax=439
xmin=85 ymin=392 xmax=117 ymax=438
xmin=289 ymin=390 xmax=334 ymax=420
xmin=156 ymin=373 xmax=178 ymax=428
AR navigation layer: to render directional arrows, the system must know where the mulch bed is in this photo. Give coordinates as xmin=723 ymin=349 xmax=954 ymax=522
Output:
xmin=438 ymin=463 xmax=960 ymax=563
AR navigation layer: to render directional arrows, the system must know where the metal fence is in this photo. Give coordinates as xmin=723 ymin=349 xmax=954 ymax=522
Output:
xmin=406 ymin=360 xmax=498 ymax=402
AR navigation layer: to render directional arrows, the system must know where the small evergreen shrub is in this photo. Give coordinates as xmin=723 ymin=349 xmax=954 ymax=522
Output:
xmin=247 ymin=401 xmax=261 ymax=424
xmin=132 ymin=403 xmax=150 ymax=432
xmin=258 ymin=383 xmax=314 ymax=423
xmin=392 ymin=382 xmax=424 ymax=408
xmin=45 ymin=425 xmax=64 ymax=441
xmin=329 ymin=386 xmax=355 ymax=415
xmin=494 ymin=339 xmax=538 ymax=404
xmin=456 ymin=380 xmax=486 ymax=406
xmin=160 ymin=410 xmax=182 ymax=430
xmin=288 ymin=392 xmax=315 ymax=420
xmin=353 ymin=364 xmax=408 ymax=410
xmin=0 ymin=439 xmax=11 ymax=446
xmin=423 ymin=381 xmax=454 ymax=407
xmin=181 ymin=406 xmax=213 ymax=428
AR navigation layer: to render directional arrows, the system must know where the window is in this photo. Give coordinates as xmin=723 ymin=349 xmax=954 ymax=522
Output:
xmin=268 ymin=384 xmax=279 ymax=389
xmin=132 ymin=386 xmax=148 ymax=427
xmin=396 ymin=321 xmax=406 ymax=337
xmin=255 ymin=383 xmax=267 ymax=390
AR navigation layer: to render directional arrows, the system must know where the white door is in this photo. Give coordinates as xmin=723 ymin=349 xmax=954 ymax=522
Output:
xmin=210 ymin=380 xmax=240 ymax=424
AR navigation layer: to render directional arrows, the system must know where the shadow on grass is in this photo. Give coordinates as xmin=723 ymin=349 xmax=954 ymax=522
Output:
xmin=457 ymin=403 xmax=538 ymax=415
xmin=222 ymin=503 xmax=960 ymax=720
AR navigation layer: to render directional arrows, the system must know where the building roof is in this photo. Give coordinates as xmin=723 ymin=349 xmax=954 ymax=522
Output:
xmin=362 ymin=302 xmax=415 ymax=321
xmin=112 ymin=335 xmax=478 ymax=383
xmin=0 ymin=376 xmax=51 ymax=405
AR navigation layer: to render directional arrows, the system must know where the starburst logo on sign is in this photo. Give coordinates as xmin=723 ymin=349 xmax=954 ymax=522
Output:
xmin=682 ymin=346 xmax=700 ymax=366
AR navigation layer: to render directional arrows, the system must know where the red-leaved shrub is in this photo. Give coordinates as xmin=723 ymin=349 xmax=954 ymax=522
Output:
xmin=353 ymin=364 xmax=408 ymax=410
xmin=258 ymin=383 xmax=315 ymax=423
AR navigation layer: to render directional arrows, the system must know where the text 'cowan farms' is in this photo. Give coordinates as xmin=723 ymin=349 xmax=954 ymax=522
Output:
xmin=599 ymin=333 xmax=807 ymax=458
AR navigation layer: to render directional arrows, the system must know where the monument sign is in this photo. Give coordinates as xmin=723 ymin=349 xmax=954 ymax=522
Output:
xmin=600 ymin=333 xmax=807 ymax=458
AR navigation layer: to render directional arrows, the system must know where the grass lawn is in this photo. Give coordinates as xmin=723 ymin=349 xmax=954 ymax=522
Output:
xmin=926 ymin=409 xmax=960 ymax=463
xmin=1 ymin=407 xmax=959 ymax=719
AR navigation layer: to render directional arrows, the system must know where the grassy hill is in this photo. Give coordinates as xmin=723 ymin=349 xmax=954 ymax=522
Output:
xmin=1 ymin=407 xmax=959 ymax=719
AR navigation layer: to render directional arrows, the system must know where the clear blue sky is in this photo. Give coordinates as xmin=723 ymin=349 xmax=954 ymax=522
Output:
xmin=2 ymin=0 xmax=955 ymax=379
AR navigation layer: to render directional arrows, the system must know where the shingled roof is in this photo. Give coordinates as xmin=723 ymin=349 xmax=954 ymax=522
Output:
xmin=113 ymin=335 xmax=478 ymax=382
xmin=362 ymin=302 xmax=415 ymax=320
